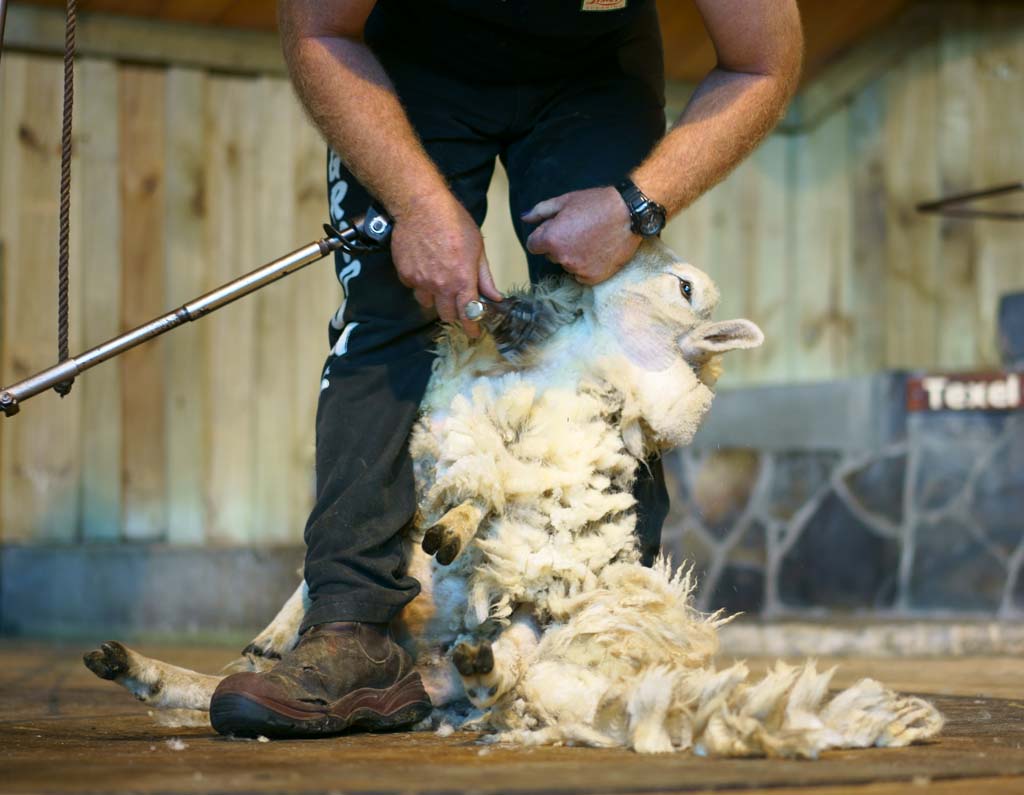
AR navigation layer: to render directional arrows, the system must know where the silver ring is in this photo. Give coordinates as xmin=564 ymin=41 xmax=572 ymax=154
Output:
xmin=464 ymin=299 xmax=486 ymax=321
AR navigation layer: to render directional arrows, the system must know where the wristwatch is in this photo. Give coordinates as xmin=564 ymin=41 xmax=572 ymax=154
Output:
xmin=615 ymin=178 xmax=667 ymax=237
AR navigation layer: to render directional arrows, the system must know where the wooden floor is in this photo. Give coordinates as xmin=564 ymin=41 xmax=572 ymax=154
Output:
xmin=1 ymin=642 xmax=1023 ymax=794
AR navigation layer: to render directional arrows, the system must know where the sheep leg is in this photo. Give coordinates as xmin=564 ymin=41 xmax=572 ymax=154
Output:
xmin=83 ymin=583 xmax=309 ymax=713
xmin=452 ymin=611 xmax=539 ymax=708
xmin=241 ymin=580 xmax=308 ymax=660
xmin=421 ymin=501 xmax=486 ymax=565
xmin=83 ymin=641 xmax=230 ymax=711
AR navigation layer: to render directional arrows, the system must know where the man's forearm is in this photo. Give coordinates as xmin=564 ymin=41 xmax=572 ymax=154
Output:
xmin=633 ymin=67 xmax=798 ymax=215
xmin=278 ymin=1 xmax=500 ymax=334
xmin=633 ymin=0 xmax=802 ymax=216
xmin=280 ymin=23 xmax=447 ymax=218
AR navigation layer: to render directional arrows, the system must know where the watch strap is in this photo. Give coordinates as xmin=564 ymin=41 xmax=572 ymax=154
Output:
xmin=615 ymin=178 xmax=666 ymax=237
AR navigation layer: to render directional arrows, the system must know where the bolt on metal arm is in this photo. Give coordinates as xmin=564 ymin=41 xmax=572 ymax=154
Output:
xmin=0 ymin=209 xmax=392 ymax=417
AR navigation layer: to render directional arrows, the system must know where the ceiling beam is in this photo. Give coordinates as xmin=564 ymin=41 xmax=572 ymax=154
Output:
xmin=2 ymin=3 xmax=285 ymax=76
xmin=1 ymin=0 xmax=979 ymax=136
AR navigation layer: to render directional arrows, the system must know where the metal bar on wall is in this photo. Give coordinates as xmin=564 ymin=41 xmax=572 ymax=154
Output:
xmin=0 ymin=0 xmax=9 ymax=69
xmin=917 ymin=181 xmax=1024 ymax=221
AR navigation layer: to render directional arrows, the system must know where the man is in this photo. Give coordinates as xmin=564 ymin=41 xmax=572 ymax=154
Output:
xmin=210 ymin=0 xmax=802 ymax=738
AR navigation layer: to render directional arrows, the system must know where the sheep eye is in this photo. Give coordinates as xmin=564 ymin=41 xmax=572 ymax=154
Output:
xmin=678 ymin=278 xmax=693 ymax=303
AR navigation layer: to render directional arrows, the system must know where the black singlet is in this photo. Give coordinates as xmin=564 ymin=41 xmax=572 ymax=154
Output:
xmin=365 ymin=0 xmax=661 ymax=83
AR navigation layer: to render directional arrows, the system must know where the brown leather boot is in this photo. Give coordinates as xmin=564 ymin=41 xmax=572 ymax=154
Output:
xmin=209 ymin=622 xmax=431 ymax=738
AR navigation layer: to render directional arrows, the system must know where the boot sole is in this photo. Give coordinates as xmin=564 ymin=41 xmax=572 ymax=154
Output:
xmin=209 ymin=671 xmax=432 ymax=739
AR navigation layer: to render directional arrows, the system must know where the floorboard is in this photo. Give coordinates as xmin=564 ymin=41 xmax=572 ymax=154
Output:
xmin=1 ymin=642 xmax=1022 ymax=794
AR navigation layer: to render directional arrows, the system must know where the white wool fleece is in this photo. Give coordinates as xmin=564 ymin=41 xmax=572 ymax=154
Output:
xmin=408 ymin=240 xmax=943 ymax=755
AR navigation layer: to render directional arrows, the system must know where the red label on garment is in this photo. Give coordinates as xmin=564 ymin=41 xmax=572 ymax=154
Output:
xmin=582 ymin=0 xmax=627 ymax=11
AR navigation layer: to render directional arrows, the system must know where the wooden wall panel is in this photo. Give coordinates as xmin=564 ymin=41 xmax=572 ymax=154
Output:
xmin=119 ymin=65 xmax=167 ymax=541
xmin=882 ymin=45 xmax=942 ymax=371
xmin=970 ymin=6 xmax=1024 ymax=367
xmin=482 ymin=160 xmax=528 ymax=292
xmin=251 ymin=76 xmax=298 ymax=545
xmin=659 ymin=136 xmax=789 ymax=386
xmin=933 ymin=6 xmax=980 ymax=370
xmin=740 ymin=137 xmax=791 ymax=385
xmin=2 ymin=6 xmax=1023 ymax=548
xmin=163 ymin=66 xmax=208 ymax=545
xmin=286 ymin=104 xmax=334 ymax=538
xmin=202 ymin=75 xmax=259 ymax=545
xmin=794 ymin=108 xmax=853 ymax=381
xmin=661 ymin=173 xmax=713 ymax=279
xmin=77 ymin=58 xmax=122 ymax=542
xmin=846 ymin=80 xmax=889 ymax=376
xmin=704 ymin=165 xmax=749 ymax=382
xmin=0 ymin=54 xmax=83 ymax=542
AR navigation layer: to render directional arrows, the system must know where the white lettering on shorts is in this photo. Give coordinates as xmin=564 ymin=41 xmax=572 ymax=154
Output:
xmin=332 ymin=322 xmax=361 ymax=357
xmin=331 ymin=257 xmax=363 ymax=333
xmin=328 ymin=149 xmax=342 ymax=182
xmin=330 ymin=180 xmax=348 ymax=224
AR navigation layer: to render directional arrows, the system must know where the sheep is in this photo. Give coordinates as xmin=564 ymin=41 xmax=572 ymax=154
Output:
xmin=84 ymin=239 xmax=944 ymax=755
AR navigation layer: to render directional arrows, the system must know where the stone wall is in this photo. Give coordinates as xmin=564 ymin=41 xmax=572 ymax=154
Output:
xmin=661 ymin=374 xmax=1023 ymax=618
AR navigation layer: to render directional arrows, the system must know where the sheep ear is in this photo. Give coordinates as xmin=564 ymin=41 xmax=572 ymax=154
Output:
xmin=680 ymin=319 xmax=764 ymax=359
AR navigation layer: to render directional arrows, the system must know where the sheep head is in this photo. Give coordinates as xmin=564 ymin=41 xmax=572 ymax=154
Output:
xmin=589 ymin=239 xmax=764 ymax=455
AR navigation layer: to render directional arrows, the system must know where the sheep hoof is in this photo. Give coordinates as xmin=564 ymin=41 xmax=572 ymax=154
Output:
xmin=83 ymin=641 xmax=130 ymax=681
xmin=421 ymin=524 xmax=444 ymax=555
xmin=452 ymin=640 xmax=494 ymax=676
xmin=242 ymin=641 xmax=282 ymax=660
xmin=422 ymin=524 xmax=461 ymax=565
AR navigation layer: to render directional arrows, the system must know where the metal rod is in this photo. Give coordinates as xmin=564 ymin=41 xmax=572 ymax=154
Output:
xmin=917 ymin=180 xmax=1024 ymax=220
xmin=0 ymin=0 xmax=8 ymax=70
xmin=0 ymin=227 xmax=355 ymax=417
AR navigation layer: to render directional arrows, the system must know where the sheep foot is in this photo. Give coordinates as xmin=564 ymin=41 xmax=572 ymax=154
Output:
xmin=84 ymin=640 xmax=131 ymax=682
xmin=452 ymin=611 xmax=540 ymax=709
xmin=240 ymin=580 xmax=308 ymax=661
xmin=453 ymin=640 xmax=494 ymax=676
xmin=453 ymin=639 xmax=503 ymax=706
xmin=83 ymin=640 xmax=222 ymax=711
xmin=422 ymin=501 xmax=485 ymax=565
xmin=84 ymin=641 xmax=168 ymax=702
xmin=241 ymin=640 xmax=282 ymax=660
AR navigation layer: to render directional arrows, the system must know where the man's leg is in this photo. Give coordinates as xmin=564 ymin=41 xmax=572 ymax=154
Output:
xmin=503 ymin=66 xmax=669 ymax=567
xmin=300 ymin=179 xmax=437 ymax=632
xmin=303 ymin=70 xmax=507 ymax=630
xmin=210 ymin=63 xmax=506 ymax=737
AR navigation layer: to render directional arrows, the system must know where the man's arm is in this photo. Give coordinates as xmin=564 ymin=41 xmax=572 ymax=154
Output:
xmin=524 ymin=0 xmax=803 ymax=284
xmin=278 ymin=0 xmax=501 ymax=333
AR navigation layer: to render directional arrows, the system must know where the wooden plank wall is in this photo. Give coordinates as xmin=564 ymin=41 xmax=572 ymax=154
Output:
xmin=1 ymin=4 xmax=1022 ymax=546
xmin=0 ymin=54 xmax=339 ymax=544
xmin=662 ymin=3 xmax=1024 ymax=386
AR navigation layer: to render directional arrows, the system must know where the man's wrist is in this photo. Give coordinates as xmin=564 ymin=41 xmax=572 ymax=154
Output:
xmin=390 ymin=179 xmax=454 ymax=220
xmin=615 ymin=178 xmax=667 ymax=237
xmin=629 ymin=169 xmax=672 ymax=210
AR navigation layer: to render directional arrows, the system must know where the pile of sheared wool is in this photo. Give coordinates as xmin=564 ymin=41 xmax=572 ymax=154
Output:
xmin=450 ymin=560 xmax=944 ymax=756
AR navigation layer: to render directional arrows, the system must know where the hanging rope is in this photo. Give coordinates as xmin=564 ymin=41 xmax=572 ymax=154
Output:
xmin=54 ymin=0 xmax=77 ymax=397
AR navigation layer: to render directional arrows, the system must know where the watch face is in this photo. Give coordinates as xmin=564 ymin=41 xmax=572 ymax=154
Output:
xmin=640 ymin=208 xmax=665 ymax=236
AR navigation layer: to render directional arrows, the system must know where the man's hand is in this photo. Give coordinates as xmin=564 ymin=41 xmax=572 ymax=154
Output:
xmin=522 ymin=187 xmax=641 ymax=285
xmin=391 ymin=191 xmax=504 ymax=337
xmin=279 ymin=0 xmax=500 ymax=334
